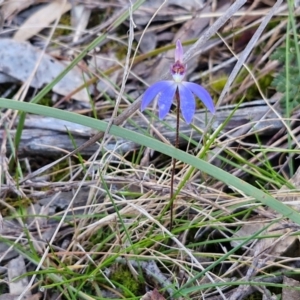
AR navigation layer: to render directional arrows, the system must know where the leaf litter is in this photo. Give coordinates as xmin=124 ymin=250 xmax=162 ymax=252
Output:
xmin=0 ymin=38 xmax=91 ymax=101
xmin=0 ymin=0 xmax=299 ymax=299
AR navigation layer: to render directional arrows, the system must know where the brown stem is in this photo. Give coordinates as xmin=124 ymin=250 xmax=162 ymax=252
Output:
xmin=170 ymin=89 xmax=180 ymax=231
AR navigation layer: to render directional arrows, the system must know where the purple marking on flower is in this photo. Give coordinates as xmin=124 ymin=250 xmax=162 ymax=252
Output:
xmin=141 ymin=40 xmax=215 ymax=124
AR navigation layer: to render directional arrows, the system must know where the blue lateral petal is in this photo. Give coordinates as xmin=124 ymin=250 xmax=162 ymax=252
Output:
xmin=178 ymin=84 xmax=196 ymax=124
xmin=182 ymin=82 xmax=215 ymax=114
xmin=157 ymin=82 xmax=177 ymax=119
xmin=141 ymin=81 xmax=171 ymax=111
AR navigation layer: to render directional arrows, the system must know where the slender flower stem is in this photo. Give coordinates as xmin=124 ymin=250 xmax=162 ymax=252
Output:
xmin=170 ymin=89 xmax=180 ymax=231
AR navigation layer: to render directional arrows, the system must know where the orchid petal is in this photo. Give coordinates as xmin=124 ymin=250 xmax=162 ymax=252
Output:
xmin=183 ymin=82 xmax=215 ymax=114
xmin=157 ymin=82 xmax=177 ymax=119
xmin=141 ymin=81 xmax=172 ymax=111
xmin=178 ymin=83 xmax=195 ymax=124
xmin=175 ymin=40 xmax=183 ymax=63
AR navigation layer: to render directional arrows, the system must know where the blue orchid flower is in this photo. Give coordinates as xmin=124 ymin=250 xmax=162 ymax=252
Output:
xmin=141 ymin=40 xmax=215 ymax=124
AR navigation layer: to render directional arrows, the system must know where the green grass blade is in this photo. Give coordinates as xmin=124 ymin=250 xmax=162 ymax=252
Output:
xmin=0 ymin=99 xmax=299 ymax=227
